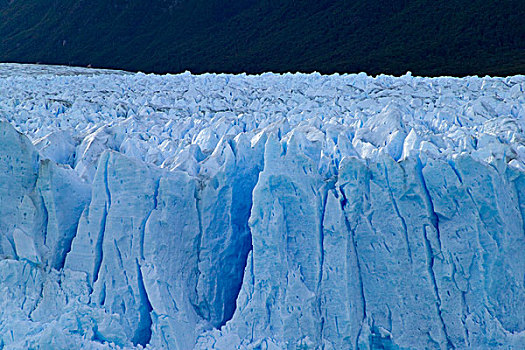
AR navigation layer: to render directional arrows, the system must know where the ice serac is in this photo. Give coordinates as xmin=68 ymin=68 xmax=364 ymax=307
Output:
xmin=1 ymin=121 xmax=89 ymax=269
xmin=0 ymin=258 xmax=130 ymax=349
xmin=198 ymin=148 xmax=525 ymax=349
xmin=0 ymin=121 xmax=39 ymax=259
xmin=334 ymin=155 xmax=454 ymax=349
xmin=65 ymin=134 xmax=267 ymax=348
xmin=201 ymin=132 xmax=327 ymax=349
xmin=34 ymin=130 xmax=77 ymax=167
xmin=422 ymin=156 xmax=525 ymax=346
xmin=194 ymin=133 xmax=264 ymax=328
xmin=66 ymin=150 xmax=160 ymax=346
xmin=142 ymin=171 xmax=203 ymax=349
xmin=18 ymin=159 xmax=91 ymax=268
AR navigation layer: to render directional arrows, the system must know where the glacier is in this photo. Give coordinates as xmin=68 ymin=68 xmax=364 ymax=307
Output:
xmin=0 ymin=63 xmax=524 ymax=349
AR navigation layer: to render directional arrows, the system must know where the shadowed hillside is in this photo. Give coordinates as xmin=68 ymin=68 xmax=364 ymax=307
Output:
xmin=0 ymin=0 xmax=524 ymax=75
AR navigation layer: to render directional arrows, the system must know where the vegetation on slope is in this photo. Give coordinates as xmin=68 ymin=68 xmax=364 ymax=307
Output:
xmin=0 ymin=0 xmax=523 ymax=76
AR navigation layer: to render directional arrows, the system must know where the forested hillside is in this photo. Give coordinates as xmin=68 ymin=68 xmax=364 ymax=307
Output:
xmin=1 ymin=0 xmax=524 ymax=75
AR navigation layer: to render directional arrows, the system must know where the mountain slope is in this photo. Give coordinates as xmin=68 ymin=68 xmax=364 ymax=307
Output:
xmin=0 ymin=1 xmax=524 ymax=75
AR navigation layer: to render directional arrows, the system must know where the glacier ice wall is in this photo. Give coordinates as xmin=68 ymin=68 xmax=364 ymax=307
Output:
xmin=0 ymin=65 xmax=524 ymax=349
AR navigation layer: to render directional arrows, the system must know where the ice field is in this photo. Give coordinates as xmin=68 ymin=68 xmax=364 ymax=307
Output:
xmin=0 ymin=64 xmax=524 ymax=349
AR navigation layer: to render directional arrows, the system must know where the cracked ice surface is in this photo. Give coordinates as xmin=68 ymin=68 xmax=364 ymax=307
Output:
xmin=0 ymin=63 xmax=524 ymax=349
